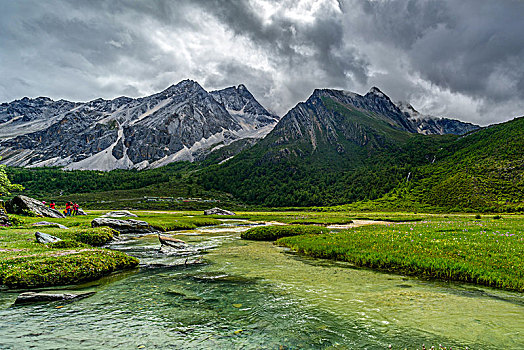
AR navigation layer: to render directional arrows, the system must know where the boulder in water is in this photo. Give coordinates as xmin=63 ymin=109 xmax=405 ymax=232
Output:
xmin=204 ymin=207 xmax=236 ymax=216
xmin=15 ymin=291 xmax=96 ymax=304
xmin=91 ymin=218 xmax=155 ymax=234
xmin=35 ymin=231 xmax=62 ymax=244
xmin=5 ymin=195 xmax=65 ymax=218
xmin=33 ymin=221 xmax=69 ymax=229
xmin=102 ymin=210 xmax=138 ymax=218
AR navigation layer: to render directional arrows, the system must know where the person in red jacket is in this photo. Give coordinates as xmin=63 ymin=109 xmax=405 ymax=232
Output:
xmin=65 ymin=202 xmax=72 ymax=216
xmin=49 ymin=202 xmax=56 ymax=209
xmin=73 ymin=203 xmax=79 ymax=215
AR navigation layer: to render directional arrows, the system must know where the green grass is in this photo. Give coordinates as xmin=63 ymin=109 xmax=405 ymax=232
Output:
xmin=0 ymin=250 xmax=138 ymax=289
xmin=0 ymin=214 xmax=138 ymax=289
xmin=241 ymin=225 xmax=327 ymax=241
xmin=277 ymin=215 xmax=524 ymax=291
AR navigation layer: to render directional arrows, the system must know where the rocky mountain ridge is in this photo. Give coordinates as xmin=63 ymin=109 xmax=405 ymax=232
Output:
xmin=0 ymin=80 xmax=278 ymax=170
xmin=396 ymin=101 xmax=479 ymax=135
xmin=0 ymin=82 xmax=477 ymax=171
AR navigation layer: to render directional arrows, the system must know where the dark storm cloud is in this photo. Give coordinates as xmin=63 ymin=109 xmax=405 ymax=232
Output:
xmin=0 ymin=0 xmax=523 ymax=124
xmin=191 ymin=0 xmax=370 ymax=106
xmin=343 ymin=0 xmax=524 ymax=123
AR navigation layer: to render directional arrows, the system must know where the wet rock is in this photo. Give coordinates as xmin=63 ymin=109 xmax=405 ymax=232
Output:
xmin=91 ymin=218 xmax=155 ymax=234
xmin=102 ymin=210 xmax=138 ymax=218
xmin=33 ymin=221 xmax=69 ymax=229
xmin=5 ymin=195 xmax=65 ymax=218
xmin=158 ymin=234 xmax=187 ymax=248
xmin=35 ymin=231 xmax=62 ymax=244
xmin=14 ymin=291 xmax=96 ymax=304
xmin=204 ymin=207 xmax=236 ymax=216
xmin=142 ymin=258 xmax=206 ymax=268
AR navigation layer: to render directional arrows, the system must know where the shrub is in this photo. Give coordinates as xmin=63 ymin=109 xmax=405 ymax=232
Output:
xmin=74 ymin=227 xmax=117 ymax=246
xmin=241 ymin=225 xmax=326 ymax=241
xmin=7 ymin=215 xmax=26 ymax=227
xmin=475 ymin=214 xmax=481 ymax=219
xmin=493 ymin=215 xmax=502 ymax=220
xmin=48 ymin=240 xmax=88 ymax=249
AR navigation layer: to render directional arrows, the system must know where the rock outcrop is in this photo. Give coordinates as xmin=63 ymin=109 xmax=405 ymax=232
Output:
xmin=35 ymin=231 xmax=62 ymax=244
xmin=91 ymin=218 xmax=155 ymax=234
xmin=204 ymin=207 xmax=236 ymax=215
xmin=14 ymin=291 xmax=96 ymax=304
xmin=5 ymin=195 xmax=65 ymax=218
xmin=102 ymin=210 xmax=138 ymax=218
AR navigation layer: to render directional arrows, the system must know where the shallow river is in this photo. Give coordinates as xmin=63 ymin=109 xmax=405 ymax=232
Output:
xmin=0 ymin=221 xmax=522 ymax=349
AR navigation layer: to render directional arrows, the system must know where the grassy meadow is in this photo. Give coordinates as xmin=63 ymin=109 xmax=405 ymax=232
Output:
xmin=277 ymin=214 xmax=524 ymax=292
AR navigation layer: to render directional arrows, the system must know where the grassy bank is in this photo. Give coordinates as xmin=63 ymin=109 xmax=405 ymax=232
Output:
xmin=0 ymin=210 xmax=232 ymax=288
xmin=277 ymin=215 xmax=524 ymax=292
xmin=0 ymin=213 xmax=139 ymax=289
xmin=241 ymin=225 xmax=326 ymax=241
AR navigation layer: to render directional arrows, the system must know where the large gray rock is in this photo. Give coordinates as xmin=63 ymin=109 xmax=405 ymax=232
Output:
xmin=91 ymin=218 xmax=155 ymax=234
xmin=5 ymin=195 xmax=65 ymax=218
xmin=35 ymin=231 xmax=62 ymax=244
xmin=204 ymin=207 xmax=236 ymax=216
xmin=77 ymin=208 xmax=87 ymax=215
xmin=15 ymin=291 xmax=96 ymax=304
xmin=102 ymin=210 xmax=138 ymax=218
xmin=33 ymin=221 xmax=69 ymax=229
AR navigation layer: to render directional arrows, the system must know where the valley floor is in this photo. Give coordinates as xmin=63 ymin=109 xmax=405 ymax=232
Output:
xmin=0 ymin=210 xmax=522 ymax=292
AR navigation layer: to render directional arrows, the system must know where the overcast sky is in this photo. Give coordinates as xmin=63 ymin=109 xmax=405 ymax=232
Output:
xmin=1 ymin=0 xmax=523 ymax=125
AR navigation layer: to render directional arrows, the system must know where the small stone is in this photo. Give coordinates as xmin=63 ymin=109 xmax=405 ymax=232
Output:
xmin=35 ymin=231 xmax=62 ymax=244
xmin=102 ymin=210 xmax=138 ymax=218
xmin=33 ymin=221 xmax=69 ymax=229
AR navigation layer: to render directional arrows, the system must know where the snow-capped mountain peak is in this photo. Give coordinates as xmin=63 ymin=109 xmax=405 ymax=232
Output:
xmin=0 ymin=80 xmax=279 ymax=171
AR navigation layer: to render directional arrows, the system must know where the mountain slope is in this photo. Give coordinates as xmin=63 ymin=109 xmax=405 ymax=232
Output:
xmin=404 ymin=116 xmax=524 ymax=211
xmin=397 ymin=101 xmax=480 ymax=135
xmin=0 ymin=81 xmax=278 ymax=170
xmin=199 ymin=87 xmax=459 ymax=206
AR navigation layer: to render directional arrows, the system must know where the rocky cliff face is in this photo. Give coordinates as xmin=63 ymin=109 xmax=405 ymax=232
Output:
xmin=271 ymin=87 xmax=479 ymax=150
xmin=0 ymin=80 xmax=278 ymax=170
xmin=396 ymin=101 xmax=479 ymax=135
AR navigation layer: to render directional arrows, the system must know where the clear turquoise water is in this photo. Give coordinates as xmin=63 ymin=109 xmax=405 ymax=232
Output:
xmin=0 ymin=223 xmax=522 ymax=349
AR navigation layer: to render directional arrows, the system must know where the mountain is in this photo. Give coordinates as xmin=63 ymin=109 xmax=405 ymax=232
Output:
xmin=199 ymin=87 xmax=463 ymax=206
xmin=396 ymin=101 xmax=480 ymax=135
xmin=0 ymin=97 xmax=80 ymax=139
xmin=0 ymin=80 xmax=278 ymax=170
xmin=210 ymin=84 xmax=278 ymax=138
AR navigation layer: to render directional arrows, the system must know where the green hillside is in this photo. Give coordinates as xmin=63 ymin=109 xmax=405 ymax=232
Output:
xmin=405 ymin=116 xmax=524 ymax=212
xmin=198 ymin=95 xmax=456 ymax=207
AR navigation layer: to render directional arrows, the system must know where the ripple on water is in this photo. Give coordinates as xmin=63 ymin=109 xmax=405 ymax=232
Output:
xmin=0 ymin=223 xmax=523 ymax=349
